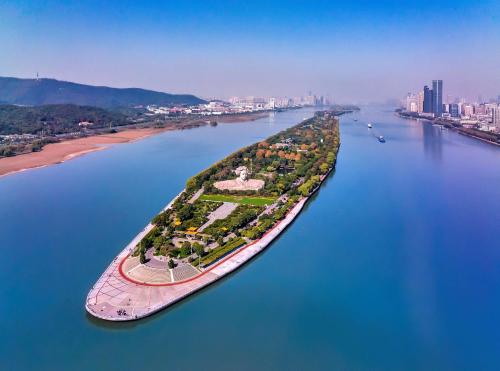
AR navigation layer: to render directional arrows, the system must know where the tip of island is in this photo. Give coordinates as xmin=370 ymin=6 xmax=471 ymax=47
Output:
xmin=86 ymin=109 xmax=347 ymax=321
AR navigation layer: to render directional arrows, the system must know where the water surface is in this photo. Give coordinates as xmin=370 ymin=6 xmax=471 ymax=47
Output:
xmin=1 ymin=106 xmax=499 ymax=370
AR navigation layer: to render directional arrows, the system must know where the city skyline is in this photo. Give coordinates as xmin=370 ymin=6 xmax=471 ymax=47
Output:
xmin=1 ymin=0 xmax=499 ymax=102
xmin=403 ymin=78 xmax=500 ymax=133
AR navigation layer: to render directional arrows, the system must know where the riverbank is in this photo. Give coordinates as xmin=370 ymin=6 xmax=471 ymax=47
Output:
xmin=0 ymin=127 xmax=171 ymax=178
xmin=396 ymin=111 xmax=500 ymax=147
xmin=0 ymin=111 xmax=270 ymax=178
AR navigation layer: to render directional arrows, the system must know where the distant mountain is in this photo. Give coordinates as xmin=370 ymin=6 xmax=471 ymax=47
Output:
xmin=0 ymin=77 xmax=206 ymax=108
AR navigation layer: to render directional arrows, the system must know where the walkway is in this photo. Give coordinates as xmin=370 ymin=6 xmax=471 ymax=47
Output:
xmin=198 ymin=202 xmax=238 ymax=232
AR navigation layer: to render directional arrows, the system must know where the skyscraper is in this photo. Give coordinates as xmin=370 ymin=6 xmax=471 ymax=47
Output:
xmin=493 ymin=105 xmax=500 ymax=131
xmin=449 ymin=104 xmax=459 ymax=118
xmin=423 ymin=85 xmax=433 ymax=113
xmin=417 ymin=91 xmax=424 ymax=113
xmin=432 ymin=80 xmax=443 ymax=116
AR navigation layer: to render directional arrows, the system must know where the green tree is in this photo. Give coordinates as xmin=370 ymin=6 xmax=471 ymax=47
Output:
xmin=139 ymin=250 xmax=146 ymax=264
xmin=168 ymin=259 xmax=175 ymax=269
xmin=181 ymin=241 xmax=192 ymax=256
xmin=193 ymin=242 xmax=205 ymax=257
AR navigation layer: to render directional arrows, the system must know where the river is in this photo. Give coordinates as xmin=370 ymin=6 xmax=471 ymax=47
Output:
xmin=1 ymin=106 xmax=499 ymax=370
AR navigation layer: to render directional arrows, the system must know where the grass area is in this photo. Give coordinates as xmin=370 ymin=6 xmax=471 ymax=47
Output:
xmin=200 ymin=194 xmax=276 ymax=206
xmin=196 ymin=237 xmax=247 ymax=267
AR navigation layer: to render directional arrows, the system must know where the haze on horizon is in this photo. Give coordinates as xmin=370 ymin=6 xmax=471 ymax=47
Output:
xmin=1 ymin=0 xmax=499 ymax=103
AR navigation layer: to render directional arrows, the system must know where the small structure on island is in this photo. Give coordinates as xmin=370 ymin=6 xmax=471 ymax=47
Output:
xmin=213 ymin=165 xmax=264 ymax=191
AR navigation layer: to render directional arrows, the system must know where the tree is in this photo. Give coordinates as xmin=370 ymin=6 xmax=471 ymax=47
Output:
xmin=177 ymin=204 xmax=195 ymax=221
xmin=153 ymin=236 xmax=164 ymax=249
xmin=181 ymin=241 xmax=192 ymax=256
xmin=139 ymin=250 xmax=146 ymax=264
xmin=193 ymin=242 xmax=205 ymax=257
xmin=168 ymin=259 xmax=175 ymax=269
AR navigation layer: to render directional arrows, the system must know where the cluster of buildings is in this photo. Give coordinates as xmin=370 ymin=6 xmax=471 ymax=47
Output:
xmin=0 ymin=133 xmax=38 ymax=142
xmin=403 ymin=80 xmax=500 ymax=133
xmin=229 ymin=94 xmax=331 ymax=110
xmin=146 ymin=93 xmax=332 ymax=117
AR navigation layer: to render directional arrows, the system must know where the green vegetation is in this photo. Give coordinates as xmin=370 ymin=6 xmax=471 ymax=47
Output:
xmin=133 ymin=110 xmax=340 ymax=271
xmin=176 ymin=200 xmax=222 ymax=230
xmin=0 ymin=104 xmax=129 ymax=135
xmin=200 ymin=194 xmax=276 ymax=206
xmin=197 ymin=237 xmax=246 ymax=267
xmin=298 ymin=175 xmax=321 ymax=196
xmin=185 ymin=111 xmax=340 ymax=199
xmin=203 ymin=205 xmax=263 ymax=239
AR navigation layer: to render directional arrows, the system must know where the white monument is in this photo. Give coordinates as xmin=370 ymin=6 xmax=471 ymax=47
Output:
xmin=214 ymin=166 xmax=264 ymax=191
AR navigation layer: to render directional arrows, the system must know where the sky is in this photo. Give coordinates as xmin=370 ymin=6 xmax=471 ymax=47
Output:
xmin=1 ymin=0 xmax=499 ymax=103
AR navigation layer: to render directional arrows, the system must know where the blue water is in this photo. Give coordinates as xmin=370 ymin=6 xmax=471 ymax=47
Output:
xmin=1 ymin=106 xmax=499 ymax=370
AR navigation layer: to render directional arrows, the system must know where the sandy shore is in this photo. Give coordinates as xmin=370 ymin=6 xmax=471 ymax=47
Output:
xmin=0 ymin=127 xmax=169 ymax=178
xmin=0 ymin=111 xmax=271 ymax=178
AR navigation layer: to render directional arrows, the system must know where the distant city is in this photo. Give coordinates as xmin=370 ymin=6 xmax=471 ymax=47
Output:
xmin=146 ymin=93 xmax=332 ymax=116
xmin=402 ymin=80 xmax=500 ymax=133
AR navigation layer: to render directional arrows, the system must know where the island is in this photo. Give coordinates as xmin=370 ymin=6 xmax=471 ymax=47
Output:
xmin=86 ymin=110 xmax=341 ymax=321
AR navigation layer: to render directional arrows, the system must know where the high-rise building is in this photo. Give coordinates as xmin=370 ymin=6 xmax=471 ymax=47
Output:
xmin=423 ymin=85 xmax=433 ymax=113
xmin=304 ymin=95 xmax=316 ymax=106
xmin=492 ymin=105 xmax=500 ymax=131
xmin=475 ymin=104 xmax=486 ymax=115
xmin=417 ymin=91 xmax=424 ymax=113
xmin=432 ymin=80 xmax=443 ymax=116
xmin=449 ymin=104 xmax=459 ymax=118
xmin=405 ymin=93 xmax=418 ymax=112
xmin=462 ymin=104 xmax=474 ymax=117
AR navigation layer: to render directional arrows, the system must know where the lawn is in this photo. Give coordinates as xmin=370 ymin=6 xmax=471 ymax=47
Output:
xmin=200 ymin=194 xmax=276 ymax=206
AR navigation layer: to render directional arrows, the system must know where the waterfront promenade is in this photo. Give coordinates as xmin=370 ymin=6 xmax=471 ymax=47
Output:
xmin=86 ymin=197 xmax=307 ymax=321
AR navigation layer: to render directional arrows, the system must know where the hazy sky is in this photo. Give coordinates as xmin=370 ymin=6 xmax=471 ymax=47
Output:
xmin=1 ymin=0 xmax=499 ymax=102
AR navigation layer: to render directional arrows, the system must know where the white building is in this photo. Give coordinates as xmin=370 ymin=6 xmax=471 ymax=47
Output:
xmin=492 ymin=105 xmax=500 ymax=132
xmin=462 ymin=104 xmax=474 ymax=117
xmin=406 ymin=93 xmax=418 ymax=113
xmin=417 ymin=91 xmax=424 ymax=113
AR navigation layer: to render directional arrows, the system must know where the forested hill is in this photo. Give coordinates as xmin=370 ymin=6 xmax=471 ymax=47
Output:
xmin=0 ymin=77 xmax=206 ymax=108
xmin=0 ymin=104 xmax=129 ymax=135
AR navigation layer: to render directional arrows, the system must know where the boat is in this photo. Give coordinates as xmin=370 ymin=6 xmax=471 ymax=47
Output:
xmin=354 ymin=119 xmax=358 ymax=122
xmin=368 ymin=123 xmax=372 ymax=128
xmin=378 ymin=135 xmax=386 ymax=143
